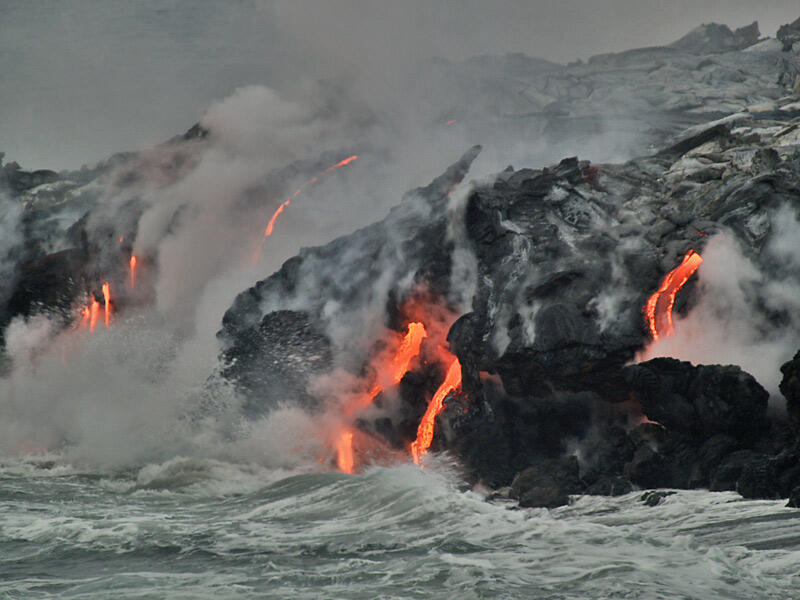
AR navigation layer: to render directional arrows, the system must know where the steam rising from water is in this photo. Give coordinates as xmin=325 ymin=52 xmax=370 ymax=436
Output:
xmin=639 ymin=226 xmax=800 ymax=398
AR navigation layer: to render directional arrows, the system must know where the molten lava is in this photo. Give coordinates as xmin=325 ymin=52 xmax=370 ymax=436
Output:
xmin=252 ymin=155 xmax=358 ymax=262
xmin=102 ymin=282 xmax=111 ymax=327
xmin=89 ymin=296 xmax=100 ymax=332
xmin=344 ymin=321 xmax=427 ymax=416
xmin=334 ymin=321 xmax=427 ymax=472
xmin=129 ymin=255 xmax=137 ymax=288
xmin=335 ymin=430 xmax=355 ymax=474
xmin=644 ymin=249 xmax=703 ymax=341
xmin=411 ymin=355 xmax=462 ymax=465
xmin=389 ymin=321 xmax=428 ymax=384
xmin=323 ymin=155 xmax=358 ymax=172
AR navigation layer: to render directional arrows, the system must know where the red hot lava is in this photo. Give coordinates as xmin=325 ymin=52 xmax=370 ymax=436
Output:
xmin=129 ymin=255 xmax=137 ymax=288
xmin=252 ymin=155 xmax=358 ymax=263
xmin=344 ymin=321 xmax=427 ymax=416
xmin=102 ymin=282 xmax=111 ymax=327
xmin=333 ymin=321 xmax=427 ymax=472
xmin=88 ymin=296 xmax=100 ymax=332
xmin=644 ymin=249 xmax=703 ymax=341
xmin=335 ymin=430 xmax=355 ymax=474
xmin=330 ymin=301 xmax=466 ymax=473
xmin=410 ymin=354 xmax=462 ymax=465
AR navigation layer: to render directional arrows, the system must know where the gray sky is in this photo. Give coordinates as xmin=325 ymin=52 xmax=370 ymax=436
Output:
xmin=2 ymin=0 xmax=799 ymax=170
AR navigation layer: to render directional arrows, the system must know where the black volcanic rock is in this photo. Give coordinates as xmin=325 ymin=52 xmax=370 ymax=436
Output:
xmin=623 ymin=358 xmax=769 ymax=444
xmin=586 ymin=476 xmax=633 ymax=497
xmin=220 ymin=310 xmax=333 ymax=416
xmin=215 ymin=86 xmax=800 ymax=498
xmin=780 ymin=350 xmax=800 ymax=425
xmin=510 ymin=456 xmax=582 ymax=508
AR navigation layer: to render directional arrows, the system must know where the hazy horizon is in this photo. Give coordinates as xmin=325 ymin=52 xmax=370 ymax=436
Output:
xmin=2 ymin=0 xmax=799 ymax=170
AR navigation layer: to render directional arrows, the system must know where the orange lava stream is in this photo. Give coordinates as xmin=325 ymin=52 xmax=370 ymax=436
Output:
xmin=344 ymin=321 xmax=427 ymax=416
xmin=89 ymin=297 xmax=100 ymax=332
xmin=335 ymin=430 xmax=355 ymax=474
xmin=130 ymin=255 xmax=137 ymax=288
xmin=252 ymin=155 xmax=358 ymax=263
xmin=102 ymin=282 xmax=111 ymax=327
xmin=644 ymin=249 xmax=703 ymax=341
xmin=410 ymin=356 xmax=462 ymax=465
xmin=334 ymin=321 xmax=427 ymax=472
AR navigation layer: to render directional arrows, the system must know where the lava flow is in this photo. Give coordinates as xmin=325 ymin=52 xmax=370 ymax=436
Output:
xmin=252 ymin=155 xmax=358 ymax=263
xmin=344 ymin=321 xmax=427 ymax=416
xmin=129 ymin=255 xmax=137 ymax=288
xmin=333 ymin=321 xmax=427 ymax=473
xmin=410 ymin=355 xmax=462 ymax=465
xmin=89 ymin=296 xmax=100 ymax=332
xmin=644 ymin=249 xmax=703 ymax=341
xmin=334 ymin=430 xmax=355 ymax=474
xmin=102 ymin=282 xmax=111 ymax=327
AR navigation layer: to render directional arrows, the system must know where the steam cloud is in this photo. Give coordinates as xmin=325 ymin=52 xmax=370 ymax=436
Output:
xmin=639 ymin=221 xmax=800 ymax=400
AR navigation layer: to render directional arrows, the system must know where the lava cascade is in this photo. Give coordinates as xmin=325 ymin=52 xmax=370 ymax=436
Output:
xmin=253 ymin=155 xmax=358 ymax=262
xmin=333 ymin=321 xmax=427 ymax=472
xmin=644 ymin=249 xmax=703 ymax=341
xmin=410 ymin=355 xmax=462 ymax=465
xmin=334 ymin=430 xmax=355 ymax=474
xmin=89 ymin=296 xmax=100 ymax=332
xmin=129 ymin=255 xmax=137 ymax=288
xmin=344 ymin=321 xmax=427 ymax=415
xmin=102 ymin=282 xmax=111 ymax=327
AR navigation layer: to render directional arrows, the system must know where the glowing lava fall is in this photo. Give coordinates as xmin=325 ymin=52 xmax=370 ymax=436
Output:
xmin=344 ymin=321 xmax=427 ymax=416
xmin=334 ymin=321 xmax=427 ymax=473
xmin=644 ymin=249 xmax=703 ymax=341
xmin=332 ymin=317 xmax=465 ymax=473
xmin=130 ymin=255 xmax=137 ymax=288
xmin=253 ymin=155 xmax=358 ymax=262
xmin=102 ymin=282 xmax=111 ymax=327
xmin=410 ymin=356 xmax=462 ymax=465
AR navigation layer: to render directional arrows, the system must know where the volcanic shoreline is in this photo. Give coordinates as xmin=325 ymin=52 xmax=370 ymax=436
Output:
xmin=3 ymin=18 xmax=800 ymax=508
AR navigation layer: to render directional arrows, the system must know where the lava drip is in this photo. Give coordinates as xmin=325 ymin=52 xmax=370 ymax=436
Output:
xmin=644 ymin=249 xmax=703 ymax=341
xmin=102 ymin=282 xmax=111 ymax=327
xmin=335 ymin=430 xmax=355 ymax=474
xmin=252 ymin=155 xmax=358 ymax=262
xmin=410 ymin=355 xmax=462 ymax=465
xmin=89 ymin=296 xmax=100 ymax=332
xmin=129 ymin=255 xmax=137 ymax=288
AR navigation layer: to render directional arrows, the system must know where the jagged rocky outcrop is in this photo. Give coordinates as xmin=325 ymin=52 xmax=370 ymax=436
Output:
xmin=669 ymin=22 xmax=761 ymax=54
xmin=218 ymin=24 xmax=800 ymax=507
xmin=778 ymin=17 xmax=800 ymax=52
